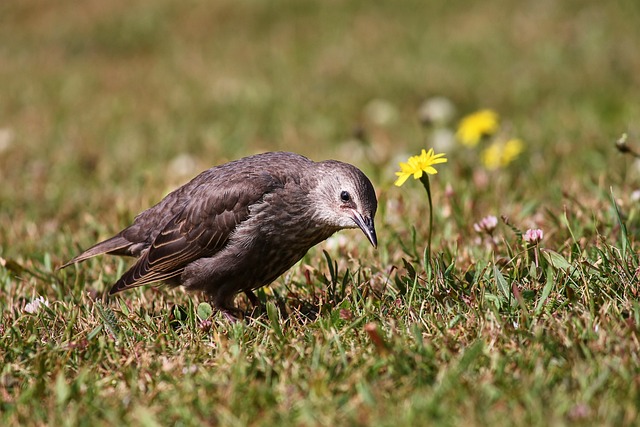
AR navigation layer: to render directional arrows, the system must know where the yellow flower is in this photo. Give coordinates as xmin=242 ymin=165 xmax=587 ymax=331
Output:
xmin=481 ymin=138 xmax=524 ymax=170
xmin=456 ymin=109 xmax=499 ymax=146
xmin=394 ymin=148 xmax=448 ymax=186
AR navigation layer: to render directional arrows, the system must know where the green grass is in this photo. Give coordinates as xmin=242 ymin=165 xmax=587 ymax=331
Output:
xmin=2 ymin=0 xmax=640 ymax=425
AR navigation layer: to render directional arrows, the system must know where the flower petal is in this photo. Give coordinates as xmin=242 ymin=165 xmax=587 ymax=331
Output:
xmin=424 ymin=166 xmax=438 ymax=175
xmin=394 ymin=174 xmax=410 ymax=186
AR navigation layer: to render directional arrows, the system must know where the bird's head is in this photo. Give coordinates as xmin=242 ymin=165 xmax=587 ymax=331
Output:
xmin=312 ymin=161 xmax=378 ymax=248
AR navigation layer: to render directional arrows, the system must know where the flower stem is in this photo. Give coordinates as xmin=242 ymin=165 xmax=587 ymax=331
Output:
xmin=419 ymin=174 xmax=433 ymax=265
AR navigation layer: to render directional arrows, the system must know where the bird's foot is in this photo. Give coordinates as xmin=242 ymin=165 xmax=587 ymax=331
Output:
xmin=213 ymin=291 xmax=264 ymax=322
xmin=218 ymin=306 xmax=245 ymax=322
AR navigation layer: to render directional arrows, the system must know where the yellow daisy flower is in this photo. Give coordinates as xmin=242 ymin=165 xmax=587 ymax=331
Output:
xmin=456 ymin=109 xmax=500 ymax=147
xmin=394 ymin=148 xmax=448 ymax=187
xmin=481 ymin=138 xmax=524 ymax=170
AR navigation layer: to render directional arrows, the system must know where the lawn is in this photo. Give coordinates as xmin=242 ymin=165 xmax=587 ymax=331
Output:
xmin=2 ymin=0 xmax=640 ymax=425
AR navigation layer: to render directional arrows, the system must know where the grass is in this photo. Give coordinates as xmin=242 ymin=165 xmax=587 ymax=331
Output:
xmin=2 ymin=0 xmax=640 ymax=425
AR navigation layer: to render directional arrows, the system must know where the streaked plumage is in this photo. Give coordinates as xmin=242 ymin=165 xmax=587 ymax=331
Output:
xmin=61 ymin=152 xmax=377 ymax=314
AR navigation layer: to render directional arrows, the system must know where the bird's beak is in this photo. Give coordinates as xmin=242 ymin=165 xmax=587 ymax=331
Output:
xmin=350 ymin=210 xmax=377 ymax=248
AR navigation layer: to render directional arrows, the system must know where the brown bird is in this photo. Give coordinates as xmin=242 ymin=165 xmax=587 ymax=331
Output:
xmin=61 ymin=152 xmax=377 ymax=316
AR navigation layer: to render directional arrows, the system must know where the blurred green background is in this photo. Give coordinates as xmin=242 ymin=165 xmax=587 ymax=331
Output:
xmin=1 ymin=0 xmax=639 ymax=266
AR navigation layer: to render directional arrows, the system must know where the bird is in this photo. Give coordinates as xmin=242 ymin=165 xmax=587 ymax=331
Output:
xmin=60 ymin=151 xmax=378 ymax=316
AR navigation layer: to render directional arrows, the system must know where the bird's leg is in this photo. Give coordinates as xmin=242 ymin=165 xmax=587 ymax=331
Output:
xmin=212 ymin=292 xmax=245 ymax=322
xmin=244 ymin=290 xmax=260 ymax=308
xmin=244 ymin=289 xmax=266 ymax=318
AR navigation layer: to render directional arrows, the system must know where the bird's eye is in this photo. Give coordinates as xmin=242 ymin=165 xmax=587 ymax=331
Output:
xmin=340 ymin=191 xmax=351 ymax=202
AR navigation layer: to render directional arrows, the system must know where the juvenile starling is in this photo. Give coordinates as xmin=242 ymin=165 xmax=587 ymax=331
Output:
xmin=61 ymin=152 xmax=377 ymax=315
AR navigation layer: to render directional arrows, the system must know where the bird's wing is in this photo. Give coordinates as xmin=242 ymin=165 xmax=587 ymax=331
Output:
xmin=109 ymin=173 xmax=284 ymax=294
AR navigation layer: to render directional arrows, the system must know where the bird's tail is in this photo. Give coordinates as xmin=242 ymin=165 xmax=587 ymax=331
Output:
xmin=58 ymin=235 xmax=132 ymax=270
